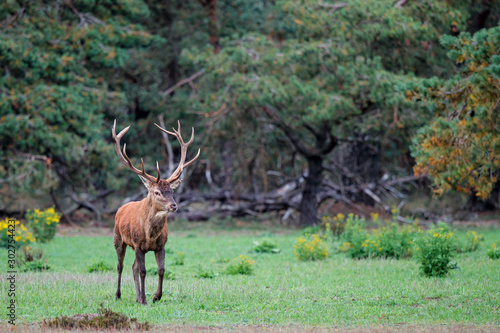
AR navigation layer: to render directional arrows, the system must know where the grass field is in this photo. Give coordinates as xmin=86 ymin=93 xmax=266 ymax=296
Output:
xmin=1 ymin=221 xmax=500 ymax=331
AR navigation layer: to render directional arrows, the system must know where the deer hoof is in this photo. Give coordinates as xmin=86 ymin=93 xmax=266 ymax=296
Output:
xmin=153 ymin=294 xmax=162 ymax=303
xmin=136 ymin=298 xmax=147 ymax=305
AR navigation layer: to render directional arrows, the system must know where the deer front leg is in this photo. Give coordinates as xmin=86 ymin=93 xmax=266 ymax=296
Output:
xmin=133 ymin=249 xmax=147 ymax=305
xmin=153 ymin=248 xmax=165 ymax=303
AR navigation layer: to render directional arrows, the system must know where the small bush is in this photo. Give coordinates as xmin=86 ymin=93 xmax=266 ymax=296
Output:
xmin=253 ymin=239 xmax=280 ymax=253
xmin=294 ymin=234 xmax=328 ymax=261
xmin=17 ymin=247 xmax=50 ymax=272
xmin=455 ymin=231 xmax=483 ymax=253
xmin=225 ymin=255 xmax=255 ymax=275
xmin=194 ymin=265 xmax=216 ymax=278
xmin=322 ymin=213 xmax=346 ymax=238
xmin=414 ymin=228 xmax=455 ymax=277
xmin=373 ymin=223 xmax=419 ymax=259
xmin=87 ymin=260 xmax=113 ymax=273
xmin=339 ymin=215 xmax=370 ymax=259
xmin=486 ymin=243 xmax=500 ymax=260
xmin=339 ymin=214 xmax=420 ymax=259
xmin=301 ymin=226 xmax=321 ymax=235
xmin=23 ymin=260 xmax=51 ymax=272
xmin=172 ymin=251 xmax=186 ymax=265
xmin=0 ymin=218 xmax=35 ymax=248
xmin=26 ymin=207 xmax=60 ymax=243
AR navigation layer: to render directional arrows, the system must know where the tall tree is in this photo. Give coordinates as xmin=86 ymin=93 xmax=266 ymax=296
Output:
xmin=411 ymin=26 xmax=500 ymax=210
xmin=181 ymin=0 xmax=467 ymax=225
xmin=0 ymin=0 xmax=163 ymax=214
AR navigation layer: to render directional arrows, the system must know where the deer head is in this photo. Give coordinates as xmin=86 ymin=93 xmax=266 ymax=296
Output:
xmin=112 ymin=120 xmax=200 ymax=213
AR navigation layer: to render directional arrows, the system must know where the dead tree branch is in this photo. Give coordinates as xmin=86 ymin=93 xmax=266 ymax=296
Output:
xmin=162 ymin=69 xmax=205 ymax=96
xmin=317 ymin=2 xmax=348 ymax=14
xmin=394 ymin=0 xmax=409 ymax=8
xmin=158 ymin=115 xmax=175 ymax=175
xmin=50 ymin=187 xmax=78 ymax=227
xmin=0 ymin=7 xmax=25 ymax=28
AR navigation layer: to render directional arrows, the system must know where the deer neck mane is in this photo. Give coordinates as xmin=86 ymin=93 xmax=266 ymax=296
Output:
xmin=142 ymin=195 xmax=168 ymax=228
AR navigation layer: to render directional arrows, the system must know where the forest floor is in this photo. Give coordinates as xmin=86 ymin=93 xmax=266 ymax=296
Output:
xmin=1 ymin=221 xmax=499 ymax=332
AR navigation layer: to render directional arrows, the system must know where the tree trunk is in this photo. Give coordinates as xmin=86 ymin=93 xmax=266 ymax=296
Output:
xmin=198 ymin=0 xmax=221 ymax=54
xmin=299 ymin=156 xmax=323 ymax=226
xmin=465 ymin=180 xmax=500 ymax=211
xmin=337 ymin=138 xmax=380 ymax=205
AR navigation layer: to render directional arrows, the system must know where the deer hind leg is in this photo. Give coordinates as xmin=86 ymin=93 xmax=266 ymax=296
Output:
xmin=134 ymin=248 xmax=147 ymax=305
xmin=114 ymin=233 xmax=127 ymax=300
xmin=153 ymin=248 xmax=166 ymax=303
xmin=132 ymin=258 xmax=141 ymax=303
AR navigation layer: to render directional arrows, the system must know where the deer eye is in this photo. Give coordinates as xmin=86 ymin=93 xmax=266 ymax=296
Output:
xmin=154 ymin=191 xmax=161 ymax=196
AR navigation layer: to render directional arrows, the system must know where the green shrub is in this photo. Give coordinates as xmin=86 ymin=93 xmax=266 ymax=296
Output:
xmin=23 ymin=260 xmax=51 ymax=272
xmin=486 ymin=242 xmax=500 ymax=260
xmin=301 ymin=226 xmax=321 ymax=235
xmin=194 ymin=265 xmax=216 ymax=278
xmin=414 ymin=228 xmax=455 ymax=277
xmin=253 ymin=239 xmax=280 ymax=253
xmin=172 ymin=251 xmax=186 ymax=265
xmin=225 ymin=255 xmax=255 ymax=275
xmin=26 ymin=207 xmax=60 ymax=243
xmin=339 ymin=214 xmax=420 ymax=259
xmin=455 ymin=231 xmax=483 ymax=253
xmin=339 ymin=217 xmax=370 ymax=259
xmin=322 ymin=213 xmax=346 ymax=238
xmin=87 ymin=260 xmax=113 ymax=273
xmin=294 ymin=233 xmax=328 ymax=261
xmin=373 ymin=223 xmax=419 ymax=259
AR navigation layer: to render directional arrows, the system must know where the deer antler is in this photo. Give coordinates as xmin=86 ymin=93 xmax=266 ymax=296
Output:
xmin=112 ymin=120 xmax=161 ymax=184
xmin=154 ymin=120 xmax=200 ymax=183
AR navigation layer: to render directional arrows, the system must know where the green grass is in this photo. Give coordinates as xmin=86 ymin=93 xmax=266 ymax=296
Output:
xmin=1 ymin=224 xmax=500 ymax=329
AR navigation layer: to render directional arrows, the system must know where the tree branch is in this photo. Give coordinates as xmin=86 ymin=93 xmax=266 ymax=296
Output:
xmin=158 ymin=115 xmax=175 ymax=175
xmin=317 ymin=3 xmax=348 ymax=13
xmin=319 ymin=132 xmax=338 ymax=155
xmin=0 ymin=7 xmax=25 ymax=28
xmin=261 ymin=106 xmax=314 ymax=158
xmin=50 ymin=187 xmax=78 ymax=227
xmin=162 ymin=69 xmax=205 ymax=96
xmin=64 ymin=0 xmax=87 ymax=26
xmin=394 ymin=0 xmax=409 ymax=8
xmin=303 ymin=122 xmax=322 ymax=140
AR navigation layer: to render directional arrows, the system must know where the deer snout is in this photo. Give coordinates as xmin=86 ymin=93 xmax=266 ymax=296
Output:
xmin=168 ymin=203 xmax=178 ymax=212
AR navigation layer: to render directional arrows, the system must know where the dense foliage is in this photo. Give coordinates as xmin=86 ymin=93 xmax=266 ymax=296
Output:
xmin=0 ymin=0 xmax=163 ymax=205
xmin=411 ymin=26 xmax=500 ymax=205
xmin=181 ymin=0 xmax=478 ymax=223
xmin=414 ymin=227 xmax=456 ymax=277
xmin=1 ymin=0 xmax=499 ymax=222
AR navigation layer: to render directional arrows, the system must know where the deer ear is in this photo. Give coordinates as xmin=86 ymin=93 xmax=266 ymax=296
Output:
xmin=139 ymin=175 xmax=152 ymax=188
xmin=169 ymin=179 xmax=182 ymax=190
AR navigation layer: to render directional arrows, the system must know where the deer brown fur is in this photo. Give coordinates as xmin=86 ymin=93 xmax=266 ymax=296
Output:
xmin=112 ymin=120 xmax=199 ymax=305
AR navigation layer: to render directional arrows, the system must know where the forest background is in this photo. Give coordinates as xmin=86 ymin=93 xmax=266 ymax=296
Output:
xmin=1 ymin=0 xmax=499 ymax=227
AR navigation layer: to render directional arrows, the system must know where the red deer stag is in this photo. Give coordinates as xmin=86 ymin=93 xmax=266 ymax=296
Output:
xmin=112 ymin=120 xmax=200 ymax=304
